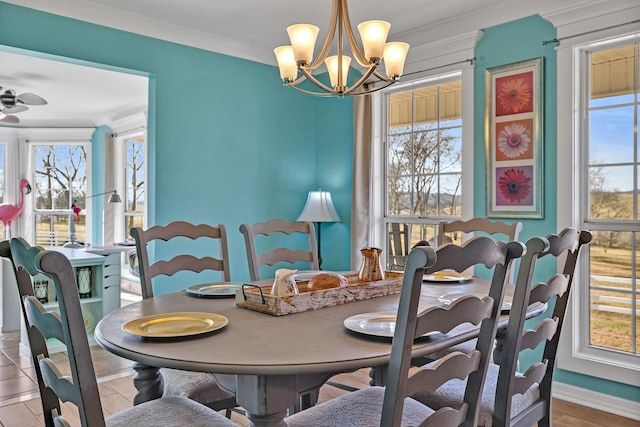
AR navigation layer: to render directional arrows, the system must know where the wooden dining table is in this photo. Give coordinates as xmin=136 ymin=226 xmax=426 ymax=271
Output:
xmin=94 ymin=276 xmax=541 ymax=427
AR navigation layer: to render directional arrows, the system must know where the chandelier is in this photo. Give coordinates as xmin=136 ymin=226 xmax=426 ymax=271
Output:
xmin=274 ymin=0 xmax=409 ymax=97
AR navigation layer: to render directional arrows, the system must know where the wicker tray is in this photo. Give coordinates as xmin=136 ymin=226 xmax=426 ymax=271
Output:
xmin=235 ymin=271 xmax=403 ymax=316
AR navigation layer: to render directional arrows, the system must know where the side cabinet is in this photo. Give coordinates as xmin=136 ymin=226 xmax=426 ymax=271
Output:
xmin=21 ymin=247 xmax=108 ymax=354
xmin=92 ymin=250 xmax=122 ymax=315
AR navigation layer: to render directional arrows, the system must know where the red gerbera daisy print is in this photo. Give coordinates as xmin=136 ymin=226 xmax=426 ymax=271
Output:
xmin=495 ymin=71 xmax=533 ymax=116
xmin=497 ymin=168 xmax=532 ymax=204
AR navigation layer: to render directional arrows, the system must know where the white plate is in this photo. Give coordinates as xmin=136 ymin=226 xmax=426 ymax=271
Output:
xmin=185 ymin=282 xmax=243 ymax=298
xmin=423 ymin=271 xmax=472 ymax=282
xmin=437 ymin=292 xmax=512 ymax=312
xmin=344 ymin=311 xmax=437 ymax=338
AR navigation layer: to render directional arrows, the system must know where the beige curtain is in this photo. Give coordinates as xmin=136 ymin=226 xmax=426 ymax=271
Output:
xmin=103 ymin=133 xmax=117 ymax=245
xmin=351 ymin=95 xmax=373 ymax=269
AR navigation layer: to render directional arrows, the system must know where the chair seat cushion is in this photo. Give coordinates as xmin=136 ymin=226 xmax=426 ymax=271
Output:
xmin=285 ymin=386 xmax=435 ymax=427
xmin=106 ymin=395 xmax=237 ymax=427
xmin=411 ymin=363 xmax=540 ymax=426
xmin=161 ymin=368 xmax=235 ymax=404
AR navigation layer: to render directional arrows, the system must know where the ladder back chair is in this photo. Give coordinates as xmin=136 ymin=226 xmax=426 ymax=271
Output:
xmin=4 ymin=238 xmax=60 ymax=427
xmin=412 ymin=228 xmax=592 ymax=427
xmin=130 ymin=221 xmax=237 ymax=415
xmin=11 ymin=239 xmax=237 ymax=427
xmin=239 ymin=218 xmax=319 ymax=280
xmin=286 ymin=237 xmax=525 ymax=427
xmin=436 ymin=218 xmax=523 ymax=248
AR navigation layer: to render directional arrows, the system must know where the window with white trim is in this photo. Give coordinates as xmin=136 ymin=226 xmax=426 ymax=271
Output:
xmin=383 ymin=74 xmax=463 ymax=268
xmin=123 ymin=132 xmax=145 ymax=241
xmin=581 ymin=39 xmax=639 ymax=356
xmin=32 ymin=143 xmax=89 ymax=247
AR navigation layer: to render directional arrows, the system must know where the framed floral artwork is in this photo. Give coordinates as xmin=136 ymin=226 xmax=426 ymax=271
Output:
xmin=485 ymin=57 xmax=543 ymax=218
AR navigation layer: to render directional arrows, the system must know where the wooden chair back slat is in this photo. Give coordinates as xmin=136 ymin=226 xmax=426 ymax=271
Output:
xmin=22 ymin=294 xmax=65 ymax=343
xmin=239 ymin=218 xmax=319 ymax=280
xmin=436 ymin=218 xmax=523 ymax=247
xmin=407 ymin=351 xmax=482 ymax=395
xmin=131 ymin=222 xmax=231 ymax=299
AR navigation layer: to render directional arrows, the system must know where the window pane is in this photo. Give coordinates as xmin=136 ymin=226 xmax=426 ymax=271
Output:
xmin=439 ymin=174 xmax=462 ymax=216
xmin=589 ymin=106 xmax=634 ymax=164
xmin=386 ymin=222 xmax=437 ymax=268
xmin=126 ymin=136 xmax=145 ymax=214
xmin=125 ymin=215 xmax=144 ymax=242
xmin=34 ymin=213 xmax=84 ymax=247
xmin=387 ymin=176 xmax=412 ymax=215
xmin=590 ymin=44 xmax=635 ymax=107
xmin=589 ymin=230 xmax=637 ymax=353
xmin=588 ymin=165 xmax=634 ymax=220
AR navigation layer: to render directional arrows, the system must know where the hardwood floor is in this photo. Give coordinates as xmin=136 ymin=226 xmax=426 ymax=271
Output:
xmin=0 ymin=331 xmax=635 ymax=426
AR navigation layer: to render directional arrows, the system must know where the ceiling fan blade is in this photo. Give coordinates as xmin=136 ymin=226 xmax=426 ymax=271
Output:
xmin=0 ymin=114 xmax=19 ymax=124
xmin=17 ymin=92 xmax=47 ymax=105
xmin=2 ymin=104 xmax=28 ymax=114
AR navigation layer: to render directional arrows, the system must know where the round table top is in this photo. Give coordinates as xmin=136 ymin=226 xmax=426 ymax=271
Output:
xmin=94 ymin=279 xmax=531 ymax=376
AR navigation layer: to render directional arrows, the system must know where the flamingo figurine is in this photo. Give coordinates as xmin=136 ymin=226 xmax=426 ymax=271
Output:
xmin=0 ymin=178 xmax=32 ymax=238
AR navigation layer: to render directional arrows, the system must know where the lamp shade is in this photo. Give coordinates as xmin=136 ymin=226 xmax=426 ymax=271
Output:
xmin=297 ymin=190 xmax=340 ymax=223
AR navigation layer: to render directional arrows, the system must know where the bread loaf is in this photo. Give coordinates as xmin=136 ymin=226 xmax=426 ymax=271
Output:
xmin=307 ymin=273 xmax=348 ymax=291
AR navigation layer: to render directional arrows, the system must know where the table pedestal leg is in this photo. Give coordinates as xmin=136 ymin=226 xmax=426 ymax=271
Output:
xmin=236 ymin=375 xmax=297 ymax=427
xmin=132 ymin=363 xmax=163 ymax=405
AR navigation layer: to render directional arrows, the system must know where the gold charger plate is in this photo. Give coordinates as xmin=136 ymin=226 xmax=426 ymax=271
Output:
xmin=122 ymin=312 xmax=228 ymax=338
xmin=423 ymin=270 xmax=472 ymax=282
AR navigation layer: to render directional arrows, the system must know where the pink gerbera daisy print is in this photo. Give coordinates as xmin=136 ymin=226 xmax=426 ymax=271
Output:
xmin=498 ymin=168 xmax=532 ymax=204
xmin=497 ymin=122 xmax=530 ymax=159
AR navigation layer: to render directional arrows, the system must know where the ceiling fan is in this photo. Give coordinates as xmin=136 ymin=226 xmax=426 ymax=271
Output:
xmin=0 ymin=86 xmax=48 ymax=123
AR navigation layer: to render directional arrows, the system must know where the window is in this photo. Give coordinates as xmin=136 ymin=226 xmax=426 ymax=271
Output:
xmin=32 ymin=144 xmax=88 ymax=247
xmin=123 ymin=133 xmax=145 ymax=241
xmin=582 ymin=41 xmax=639 ymax=356
xmin=384 ymin=75 xmax=463 ymax=268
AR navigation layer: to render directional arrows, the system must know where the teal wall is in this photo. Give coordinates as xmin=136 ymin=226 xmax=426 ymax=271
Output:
xmin=2 ymin=2 xmax=637 ymax=405
xmin=475 ymin=16 xmax=639 ymax=403
xmin=0 ymin=2 xmax=354 ymax=285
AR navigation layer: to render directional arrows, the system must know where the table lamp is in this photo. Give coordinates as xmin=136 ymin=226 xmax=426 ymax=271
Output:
xmin=297 ymin=189 xmax=340 ymax=268
xmin=65 ymin=190 xmax=122 ymax=248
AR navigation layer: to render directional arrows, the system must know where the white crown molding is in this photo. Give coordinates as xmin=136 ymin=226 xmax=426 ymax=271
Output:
xmin=541 ymin=0 xmax=640 ymax=39
xmin=108 ymin=112 xmax=147 ymax=135
xmin=15 ymin=127 xmax=95 ymax=141
xmin=402 ymin=31 xmax=482 ymax=79
xmin=1 ymin=0 xmax=271 ymax=64
xmin=4 ymin=0 xmax=619 ymax=68
xmin=553 ymin=381 xmax=640 ymax=421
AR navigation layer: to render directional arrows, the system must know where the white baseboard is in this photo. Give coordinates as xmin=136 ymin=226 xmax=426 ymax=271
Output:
xmin=553 ymin=381 xmax=640 ymax=421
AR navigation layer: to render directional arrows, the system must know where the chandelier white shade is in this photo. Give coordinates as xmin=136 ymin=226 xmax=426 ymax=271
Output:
xmin=274 ymin=0 xmax=409 ymax=97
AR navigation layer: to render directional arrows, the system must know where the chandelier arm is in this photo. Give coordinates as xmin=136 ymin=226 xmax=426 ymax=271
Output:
xmin=341 ymin=0 xmax=370 ymax=67
xmin=350 ymin=80 xmax=396 ymax=95
xmin=286 ymin=85 xmax=340 ymax=97
xmin=298 ymin=67 xmax=341 ymax=94
xmin=309 ymin=0 xmax=340 ymax=69
xmin=372 ymin=69 xmax=395 ymax=83
xmin=340 ymin=66 xmax=378 ymax=96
